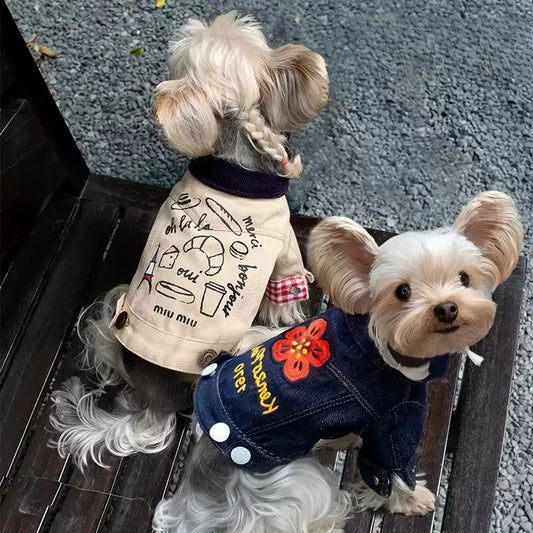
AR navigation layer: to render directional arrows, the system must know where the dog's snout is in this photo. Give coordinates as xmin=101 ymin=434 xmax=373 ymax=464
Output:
xmin=434 ymin=302 xmax=458 ymax=323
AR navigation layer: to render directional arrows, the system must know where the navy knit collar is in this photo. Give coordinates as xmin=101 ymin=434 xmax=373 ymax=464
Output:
xmin=388 ymin=345 xmax=432 ymax=368
xmin=189 ymin=156 xmax=289 ymax=199
xmin=342 ymin=311 xmax=450 ymax=382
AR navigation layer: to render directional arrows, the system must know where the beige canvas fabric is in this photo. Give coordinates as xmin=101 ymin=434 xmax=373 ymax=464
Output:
xmin=110 ymin=171 xmax=310 ymax=373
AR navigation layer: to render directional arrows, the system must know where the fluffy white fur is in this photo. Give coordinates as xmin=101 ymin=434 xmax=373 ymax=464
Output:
xmin=257 ymin=297 xmax=308 ymax=328
xmin=77 ymin=284 xmax=131 ymax=387
xmin=156 ymin=11 xmax=328 ymax=178
xmin=49 ymin=377 xmax=176 ymax=471
xmin=351 ymin=475 xmax=435 ymax=516
xmin=153 ymin=437 xmax=352 ymax=533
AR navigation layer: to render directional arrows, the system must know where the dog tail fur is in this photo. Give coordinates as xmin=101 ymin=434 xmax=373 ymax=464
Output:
xmin=49 ymin=377 xmax=176 ymax=471
xmin=77 ymin=284 xmax=130 ymax=387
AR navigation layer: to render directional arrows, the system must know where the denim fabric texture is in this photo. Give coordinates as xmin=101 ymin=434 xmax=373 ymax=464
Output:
xmin=195 ymin=307 xmax=450 ymax=497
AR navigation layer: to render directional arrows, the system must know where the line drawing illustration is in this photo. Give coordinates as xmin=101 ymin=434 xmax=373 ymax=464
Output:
xmin=200 ymin=281 xmax=227 ymax=317
xmin=155 ymin=280 xmax=195 ymax=304
xmin=183 ymin=235 xmax=225 ymax=276
xmin=205 ymin=197 xmax=243 ymax=235
xmin=137 ymin=243 xmax=160 ymax=294
xmin=158 ymin=245 xmax=180 ymax=269
xmin=229 ymin=241 xmax=249 ymax=260
xmin=170 ymin=192 xmax=202 ymax=211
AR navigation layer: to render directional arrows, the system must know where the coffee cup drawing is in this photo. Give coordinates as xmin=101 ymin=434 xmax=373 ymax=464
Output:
xmin=200 ymin=281 xmax=227 ymax=317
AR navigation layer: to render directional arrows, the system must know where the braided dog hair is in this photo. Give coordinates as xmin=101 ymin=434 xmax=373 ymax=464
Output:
xmin=155 ymin=12 xmax=328 ymax=178
xmin=241 ymin=106 xmax=302 ymax=178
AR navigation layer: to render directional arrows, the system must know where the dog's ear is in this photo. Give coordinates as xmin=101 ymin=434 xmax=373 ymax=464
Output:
xmin=260 ymin=44 xmax=329 ymax=132
xmin=308 ymin=217 xmax=379 ymax=314
xmin=453 ymin=191 xmax=523 ymax=286
xmin=154 ymin=80 xmax=219 ymax=157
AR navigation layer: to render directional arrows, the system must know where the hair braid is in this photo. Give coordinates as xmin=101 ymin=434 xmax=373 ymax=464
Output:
xmin=242 ymin=107 xmax=302 ymax=178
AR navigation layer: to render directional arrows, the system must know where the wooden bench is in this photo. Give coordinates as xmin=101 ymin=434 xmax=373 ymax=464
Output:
xmin=0 ymin=4 xmax=527 ymax=532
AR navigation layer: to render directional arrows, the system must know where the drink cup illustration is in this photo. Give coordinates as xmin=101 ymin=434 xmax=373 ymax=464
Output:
xmin=200 ymin=281 xmax=227 ymax=317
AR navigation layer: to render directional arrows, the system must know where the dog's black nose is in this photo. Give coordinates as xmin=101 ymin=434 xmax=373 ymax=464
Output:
xmin=434 ymin=302 xmax=458 ymax=323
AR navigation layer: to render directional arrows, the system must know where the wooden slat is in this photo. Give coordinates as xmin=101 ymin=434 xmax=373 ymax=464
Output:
xmin=1 ymin=196 xmax=76 ymax=376
xmin=0 ymin=98 xmax=67 ymax=271
xmin=48 ymin=487 xmax=110 ymax=533
xmin=1 ymin=208 xmax=155 ymax=529
xmin=82 ymin=173 xmax=169 ymax=211
xmin=380 ymin=357 xmax=459 ymax=533
xmin=341 ymin=450 xmax=375 ymax=532
xmin=47 ymin=207 xmax=189 ymax=529
xmin=96 ymin=497 xmax=154 ymax=533
xmin=0 ymin=200 xmax=118 ymax=483
xmin=0 ymin=476 xmax=60 ymax=533
xmin=102 ymin=438 xmax=186 ymax=532
xmin=442 ymin=257 xmax=527 ymax=533
xmin=0 ymin=40 xmax=15 ymax=100
xmin=0 ymin=197 xmax=118 ymax=531
xmin=0 ymin=100 xmax=46 ymax=174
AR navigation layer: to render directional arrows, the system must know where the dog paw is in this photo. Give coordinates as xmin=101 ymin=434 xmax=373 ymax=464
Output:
xmin=401 ymin=484 xmax=435 ymax=516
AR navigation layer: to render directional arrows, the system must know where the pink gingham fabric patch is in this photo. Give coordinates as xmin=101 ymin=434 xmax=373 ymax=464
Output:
xmin=265 ymin=276 xmax=309 ymax=304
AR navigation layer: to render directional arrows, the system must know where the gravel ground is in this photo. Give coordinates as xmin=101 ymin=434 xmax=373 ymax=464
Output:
xmin=7 ymin=0 xmax=532 ymax=530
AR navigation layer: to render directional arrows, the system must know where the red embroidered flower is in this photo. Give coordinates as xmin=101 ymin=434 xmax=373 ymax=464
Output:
xmin=272 ymin=318 xmax=330 ymax=382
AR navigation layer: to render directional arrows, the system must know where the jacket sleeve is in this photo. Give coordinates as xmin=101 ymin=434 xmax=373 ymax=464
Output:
xmin=357 ymin=401 xmax=426 ymax=497
xmin=264 ymin=225 xmax=313 ymax=305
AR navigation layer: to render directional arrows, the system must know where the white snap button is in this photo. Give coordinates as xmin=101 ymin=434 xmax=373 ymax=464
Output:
xmin=230 ymin=446 xmax=251 ymax=465
xmin=209 ymin=422 xmax=230 ymax=443
xmin=373 ymin=475 xmax=380 ymax=486
xmin=195 ymin=422 xmax=203 ymax=439
xmin=289 ymin=286 xmax=302 ymax=295
xmin=201 ymin=363 xmax=218 ymax=377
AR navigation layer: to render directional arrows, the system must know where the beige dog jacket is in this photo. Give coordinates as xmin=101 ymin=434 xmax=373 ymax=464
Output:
xmin=111 ymin=157 xmax=311 ymax=374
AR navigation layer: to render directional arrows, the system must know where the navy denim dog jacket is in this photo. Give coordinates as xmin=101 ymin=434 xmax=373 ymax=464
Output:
xmin=195 ymin=307 xmax=449 ymax=497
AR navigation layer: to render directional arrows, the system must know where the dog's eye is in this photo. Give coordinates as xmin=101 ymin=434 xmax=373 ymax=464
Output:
xmin=395 ymin=284 xmax=411 ymax=301
xmin=459 ymin=271 xmax=470 ymax=287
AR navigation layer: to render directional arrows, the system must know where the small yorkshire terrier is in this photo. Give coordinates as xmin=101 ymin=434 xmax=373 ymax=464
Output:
xmin=49 ymin=12 xmax=328 ymax=468
xmin=153 ymin=191 xmax=522 ymax=532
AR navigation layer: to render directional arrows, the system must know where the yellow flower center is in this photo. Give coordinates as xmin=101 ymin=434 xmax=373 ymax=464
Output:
xmin=289 ymin=337 xmax=311 ymax=359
